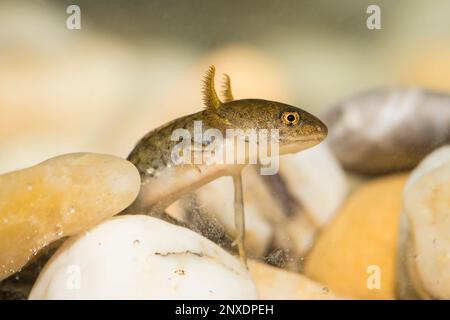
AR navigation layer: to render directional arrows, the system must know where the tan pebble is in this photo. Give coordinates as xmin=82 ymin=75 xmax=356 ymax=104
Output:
xmin=248 ymin=260 xmax=343 ymax=300
xmin=402 ymin=162 xmax=450 ymax=299
xmin=0 ymin=153 xmax=140 ymax=280
xmin=304 ymin=173 xmax=409 ymax=299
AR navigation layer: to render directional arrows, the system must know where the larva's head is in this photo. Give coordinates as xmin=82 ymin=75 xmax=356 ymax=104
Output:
xmin=202 ymin=66 xmax=327 ymax=155
xmin=217 ymin=99 xmax=327 ymax=154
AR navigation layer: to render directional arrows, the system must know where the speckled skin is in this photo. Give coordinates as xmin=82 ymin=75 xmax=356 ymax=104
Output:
xmin=127 ymin=98 xmax=327 ymax=214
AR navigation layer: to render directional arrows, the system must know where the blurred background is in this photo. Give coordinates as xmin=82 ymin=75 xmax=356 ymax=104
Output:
xmin=1 ymin=0 xmax=450 ymax=173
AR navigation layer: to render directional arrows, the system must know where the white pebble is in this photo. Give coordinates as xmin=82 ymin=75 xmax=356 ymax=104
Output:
xmin=29 ymin=215 xmax=258 ymax=300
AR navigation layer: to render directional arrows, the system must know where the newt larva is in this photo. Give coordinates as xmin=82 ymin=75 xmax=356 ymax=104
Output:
xmin=126 ymin=66 xmax=327 ymax=265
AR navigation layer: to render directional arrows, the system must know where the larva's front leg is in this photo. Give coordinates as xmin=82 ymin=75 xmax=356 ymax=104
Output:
xmin=232 ymin=172 xmax=247 ymax=268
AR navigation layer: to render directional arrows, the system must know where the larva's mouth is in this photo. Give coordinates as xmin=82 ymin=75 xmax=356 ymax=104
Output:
xmin=279 ymin=137 xmax=324 ymax=155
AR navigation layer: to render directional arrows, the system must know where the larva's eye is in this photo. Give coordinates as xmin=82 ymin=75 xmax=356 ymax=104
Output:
xmin=281 ymin=112 xmax=300 ymax=126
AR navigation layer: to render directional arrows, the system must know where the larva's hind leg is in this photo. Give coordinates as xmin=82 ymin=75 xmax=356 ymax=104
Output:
xmin=232 ymin=173 xmax=247 ymax=268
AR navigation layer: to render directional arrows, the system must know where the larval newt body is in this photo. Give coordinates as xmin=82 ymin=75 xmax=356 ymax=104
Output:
xmin=127 ymin=66 xmax=327 ymax=264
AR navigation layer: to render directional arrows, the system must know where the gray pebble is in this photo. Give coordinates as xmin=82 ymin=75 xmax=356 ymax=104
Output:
xmin=323 ymin=88 xmax=450 ymax=174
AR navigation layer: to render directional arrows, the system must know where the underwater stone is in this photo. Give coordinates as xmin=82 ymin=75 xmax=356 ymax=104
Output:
xmin=279 ymin=142 xmax=348 ymax=227
xmin=0 ymin=153 xmax=140 ymax=281
xmin=248 ymin=260 xmax=342 ymax=300
xmin=398 ymin=146 xmax=450 ymax=299
xmin=404 ymin=145 xmax=450 ymax=191
xmin=29 ymin=215 xmax=258 ymax=299
xmin=324 ymin=88 xmax=450 ymax=175
xmin=304 ymin=173 xmax=409 ymax=299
